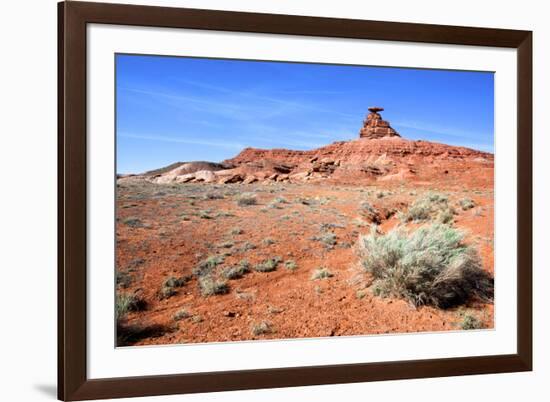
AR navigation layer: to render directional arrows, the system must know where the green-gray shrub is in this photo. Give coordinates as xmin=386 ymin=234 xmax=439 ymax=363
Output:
xmin=173 ymin=309 xmax=191 ymax=321
xmin=255 ymin=257 xmax=281 ymax=272
xmin=236 ymin=193 xmax=257 ymax=206
xmin=312 ymin=232 xmax=337 ymax=247
xmin=193 ymin=255 xmax=224 ymax=276
xmin=122 ymin=217 xmax=143 ymax=228
xmin=158 ymin=286 xmax=177 ymax=300
xmin=251 ymin=321 xmax=272 ymax=336
xmin=400 ymin=200 xmax=431 ymax=222
xmin=426 ymin=192 xmax=448 ymax=203
xmin=116 ymin=270 xmax=133 ymax=288
xmin=199 ymin=210 xmax=213 ymax=219
xmin=230 ymin=227 xmax=243 ymax=235
xmin=437 ymin=208 xmax=455 ymax=224
xmin=204 ymin=192 xmax=224 ymax=200
xmin=360 ymin=201 xmax=381 ymax=224
xmin=116 ymin=293 xmax=146 ymax=320
xmin=262 ymin=238 xmax=276 ymax=246
xmin=163 ymin=275 xmax=190 ymax=289
xmin=458 ymin=198 xmax=476 ymax=210
xmin=240 ymin=242 xmax=256 ymax=251
xmin=460 ymin=313 xmax=484 ymax=330
xmin=223 ymin=260 xmax=250 ymax=279
xmin=400 ymin=193 xmax=450 ymax=223
xmin=311 ymin=267 xmax=334 ymax=280
xmin=198 ymin=276 xmax=229 ymax=296
xmin=284 ymin=260 xmax=297 ymax=271
xmin=357 ymin=224 xmax=493 ymax=308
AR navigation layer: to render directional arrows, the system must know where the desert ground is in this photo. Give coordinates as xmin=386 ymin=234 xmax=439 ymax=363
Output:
xmin=116 ymin=178 xmax=493 ymax=346
xmin=115 ymin=108 xmax=494 ymax=346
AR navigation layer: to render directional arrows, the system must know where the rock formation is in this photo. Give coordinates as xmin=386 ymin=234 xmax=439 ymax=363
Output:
xmin=120 ymin=108 xmax=493 ymax=188
xmin=359 ymin=107 xmax=400 ymax=139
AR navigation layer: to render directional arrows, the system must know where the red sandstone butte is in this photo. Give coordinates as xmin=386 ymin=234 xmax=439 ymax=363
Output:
xmin=359 ymin=107 xmax=401 ymax=139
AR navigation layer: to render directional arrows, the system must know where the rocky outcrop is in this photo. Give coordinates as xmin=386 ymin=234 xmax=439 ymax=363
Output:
xmin=359 ymin=107 xmax=400 ymax=139
xmin=145 ymin=161 xmax=230 ymax=177
xmin=127 ymin=108 xmax=493 ymax=187
xmin=152 ymin=168 xmax=218 ymax=184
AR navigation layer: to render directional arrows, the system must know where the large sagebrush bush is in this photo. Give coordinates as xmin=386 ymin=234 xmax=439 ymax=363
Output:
xmin=357 ymin=224 xmax=493 ymax=308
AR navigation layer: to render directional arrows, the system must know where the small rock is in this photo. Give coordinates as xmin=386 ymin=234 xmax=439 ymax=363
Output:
xmin=243 ymin=175 xmax=258 ymax=184
xmin=193 ymin=170 xmax=217 ymax=183
xmin=219 ymin=174 xmax=244 ymax=184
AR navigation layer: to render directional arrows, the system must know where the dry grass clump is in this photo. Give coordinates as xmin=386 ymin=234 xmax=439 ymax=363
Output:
xmin=360 ymin=201 xmax=381 ymax=224
xmin=193 ymin=255 xmax=224 ymax=277
xmin=284 ymin=260 xmax=297 ymax=271
xmin=254 ymin=257 xmax=281 ymax=272
xmin=399 ymin=192 xmax=454 ymax=223
xmin=236 ymin=193 xmax=257 ymax=206
xmin=158 ymin=275 xmax=190 ymax=300
xmin=116 ymin=270 xmax=133 ymax=289
xmin=230 ymin=227 xmax=243 ymax=235
xmin=116 ymin=293 xmax=147 ymax=320
xmin=436 ymin=208 xmax=455 ymax=224
xmin=251 ymin=321 xmax=272 ymax=336
xmin=459 ymin=313 xmax=484 ymax=330
xmin=173 ymin=309 xmax=191 ymax=321
xmin=268 ymin=197 xmax=287 ymax=209
xmin=357 ymin=224 xmax=493 ymax=308
xmin=273 ymin=196 xmax=288 ymax=204
xmin=198 ymin=276 xmax=229 ymax=296
xmin=222 ymin=260 xmax=251 ymax=279
xmin=204 ymin=192 xmax=224 ymax=200
xmin=116 ymin=293 xmax=170 ymax=345
xmin=262 ymin=238 xmax=276 ymax=246
xmin=312 ymin=231 xmax=337 ymax=247
xmin=240 ymin=241 xmax=256 ymax=252
xmin=123 ymin=217 xmax=144 ymax=228
xmin=217 ymin=241 xmax=234 ymax=249
xmin=458 ymin=198 xmax=476 ymax=210
xmin=399 ymin=200 xmax=431 ymax=222
xmin=163 ymin=276 xmax=190 ymax=288
xmin=199 ymin=210 xmax=214 ymax=219
xmin=311 ymin=267 xmax=334 ymax=280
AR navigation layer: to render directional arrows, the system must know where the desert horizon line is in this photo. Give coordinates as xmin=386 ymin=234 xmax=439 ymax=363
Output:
xmin=117 ymin=131 xmax=494 ymax=175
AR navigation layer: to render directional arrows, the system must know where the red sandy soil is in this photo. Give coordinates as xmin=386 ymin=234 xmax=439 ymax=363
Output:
xmin=116 ymin=158 xmax=494 ymax=346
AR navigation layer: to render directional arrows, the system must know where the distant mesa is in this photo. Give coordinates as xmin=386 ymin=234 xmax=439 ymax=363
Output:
xmin=359 ymin=106 xmax=400 ymax=140
xmin=120 ymin=106 xmax=493 ymax=187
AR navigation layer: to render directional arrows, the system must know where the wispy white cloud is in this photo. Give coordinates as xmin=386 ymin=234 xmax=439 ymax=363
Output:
xmin=118 ymin=132 xmax=244 ymax=150
xmin=273 ymin=89 xmax=355 ymax=96
xmin=121 ymin=86 xmax=286 ymax=121
xmin=393 ymin=120 xmax=493 ymax=143
xmin=232 ymin=120 xmax=355 ymax=149
xmin=391 ymin=119 xmax=494 ymax=153
xmin=172 ymin=78 xmax=358 ymax=118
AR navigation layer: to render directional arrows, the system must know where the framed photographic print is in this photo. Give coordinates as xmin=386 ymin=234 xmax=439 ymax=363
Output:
xmin=58 ymin=1 xmax=532 ymax=400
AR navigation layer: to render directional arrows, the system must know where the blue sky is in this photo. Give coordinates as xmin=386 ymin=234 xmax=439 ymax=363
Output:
xmin=116 ymin=54 xmax=494 ymax=174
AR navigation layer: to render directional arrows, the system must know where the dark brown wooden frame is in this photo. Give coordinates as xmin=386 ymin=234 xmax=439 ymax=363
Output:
xmin=58 ymin=1 xmax=532 ymax=400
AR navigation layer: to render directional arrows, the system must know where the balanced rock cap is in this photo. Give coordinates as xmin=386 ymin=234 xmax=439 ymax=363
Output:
xmin=359 ymin=107 xmax=400 ymax=139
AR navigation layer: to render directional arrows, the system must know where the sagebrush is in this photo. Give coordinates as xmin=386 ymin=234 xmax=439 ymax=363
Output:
xmin=357 ymin=224 xmax=493 ymax=308
xmin=399 ymin=192 xmax=453 ymax=223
